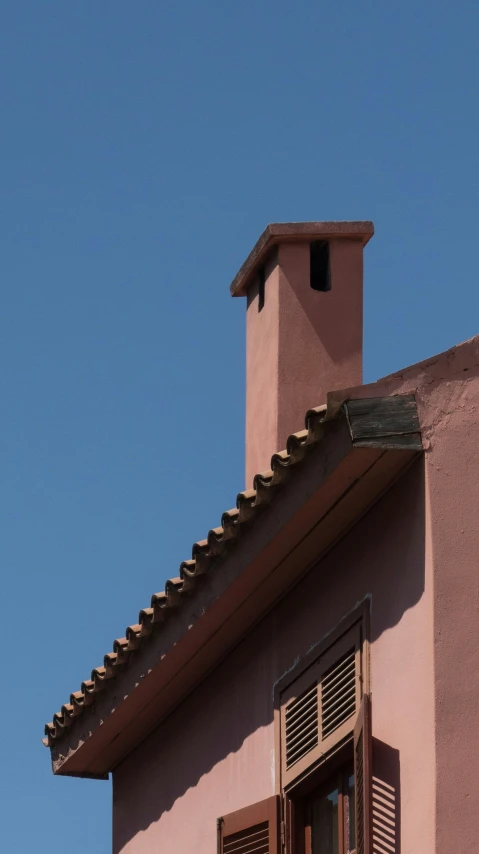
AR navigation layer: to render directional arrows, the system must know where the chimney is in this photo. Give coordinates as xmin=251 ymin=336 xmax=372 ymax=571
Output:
xmin=230 ymin=221 xmax=374 ymax=488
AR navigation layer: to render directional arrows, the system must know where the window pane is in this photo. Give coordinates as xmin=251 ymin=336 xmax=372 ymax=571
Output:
xmin=311 ymin=786 xmax=339 ymax=854
xmin=347 ymin=773 xmax=356 ymax=852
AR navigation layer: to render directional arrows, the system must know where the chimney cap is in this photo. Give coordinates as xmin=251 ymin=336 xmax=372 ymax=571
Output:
xmin=230 ymin=220 xmax=374 ymax=297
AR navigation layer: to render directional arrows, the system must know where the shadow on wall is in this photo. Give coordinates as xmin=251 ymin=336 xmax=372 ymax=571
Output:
xmin=113 ymin=459 xmax=424 ymax=852
xmin=373 ymin=739 xmax=401 ymax=854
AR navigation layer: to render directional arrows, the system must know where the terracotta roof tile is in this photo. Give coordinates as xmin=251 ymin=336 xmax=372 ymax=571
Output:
xmin=43 ymin=403 xmax=328 ymax=748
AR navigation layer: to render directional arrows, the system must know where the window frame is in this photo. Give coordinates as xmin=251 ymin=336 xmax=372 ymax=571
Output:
xmin=274 ymin=602 xmax=370 ymax=795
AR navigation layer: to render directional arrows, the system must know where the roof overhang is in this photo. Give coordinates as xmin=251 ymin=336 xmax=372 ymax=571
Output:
xmin=48 ymin=394 xmax=422 ymax=778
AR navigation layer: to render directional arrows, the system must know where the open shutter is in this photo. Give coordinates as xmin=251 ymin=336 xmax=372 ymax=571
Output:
xmin=280 ymin=622 xmax=362 ymax=787
xmin=218 ymin=796 xmax=280 ymax=854
xmin=354 ymin=694 xmax=372 ymax=854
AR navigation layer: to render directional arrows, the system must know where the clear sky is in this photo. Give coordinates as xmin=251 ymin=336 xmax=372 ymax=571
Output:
xmin=1 ymin=1 xmax=478 ymax=851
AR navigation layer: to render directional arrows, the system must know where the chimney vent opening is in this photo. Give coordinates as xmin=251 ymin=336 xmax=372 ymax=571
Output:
xmin=258 ymin=266 xmax=265 ymax=311
xmin=310 ymin=241 xmax=331 ymax=292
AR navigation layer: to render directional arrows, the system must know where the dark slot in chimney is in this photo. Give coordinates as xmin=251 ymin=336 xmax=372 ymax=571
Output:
xmin=310 ymin=240 xmax=331 ymax=292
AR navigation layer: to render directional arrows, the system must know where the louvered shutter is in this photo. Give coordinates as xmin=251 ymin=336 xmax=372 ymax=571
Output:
xmin=280 ymin=623 xmax=362 ymax=787
xmin=354 ymin=694 xmax=372 ymax=854
xmin=218 ymin=796 xmax=279 ymax=854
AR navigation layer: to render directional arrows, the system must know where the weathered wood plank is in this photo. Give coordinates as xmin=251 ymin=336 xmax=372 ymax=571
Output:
xmin=353 ymin=433 xmax=423 ymax=450
xmin=345 ymin=395 xmax=420 ymax=441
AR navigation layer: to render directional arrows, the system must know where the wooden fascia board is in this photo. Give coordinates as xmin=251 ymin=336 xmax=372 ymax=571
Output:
xmin=51 ymin=396 xmax=422 ymax=777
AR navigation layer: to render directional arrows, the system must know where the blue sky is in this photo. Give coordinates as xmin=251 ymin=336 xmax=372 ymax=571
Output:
xmin=1 ymin=1 xmax=478 ymax=851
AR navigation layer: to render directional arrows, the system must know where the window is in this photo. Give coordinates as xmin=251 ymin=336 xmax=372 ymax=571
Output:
xmin=277 ymin=607 xmax=371 ymax=854
xmin=279 ymin=622 xmax=362 ymax=789
xmin=303 ymin=766 xmax=355 ymax=854
xmin=286 ymin=695 xmax=371 ymax=854
xmin=216 ymin=608 xmax=372 ymax=854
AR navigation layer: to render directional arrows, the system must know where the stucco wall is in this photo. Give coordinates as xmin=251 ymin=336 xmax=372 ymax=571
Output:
xmin=417 ymin=359 xmax=479 ymax=854
xmin=113 ymin=457 xmax=435 ymax=854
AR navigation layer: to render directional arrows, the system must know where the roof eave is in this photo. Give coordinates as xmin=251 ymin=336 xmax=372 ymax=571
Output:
xmin=49 ymin=394 xmax=422 ymax=779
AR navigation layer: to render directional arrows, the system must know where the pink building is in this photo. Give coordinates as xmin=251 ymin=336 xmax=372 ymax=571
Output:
xmin=44 ymin=222 xmax=479 ymax=854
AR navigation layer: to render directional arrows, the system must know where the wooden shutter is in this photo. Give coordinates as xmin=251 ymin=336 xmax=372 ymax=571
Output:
xmin=354 ymin=694 xmax=372 ymax=854
xmin=280 ymin=623 xmax=362 ymax=787
xmin=218 ymin=796 xmax=279 ymax=854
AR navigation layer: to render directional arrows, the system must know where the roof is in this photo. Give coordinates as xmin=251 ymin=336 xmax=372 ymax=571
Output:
xmin=229 ymin=221 xmax=374 ymax=297
xmin=43 ymin=405 xmax=329 ymax=749
xmin=44 ymin=391 xmax=422 ymax=777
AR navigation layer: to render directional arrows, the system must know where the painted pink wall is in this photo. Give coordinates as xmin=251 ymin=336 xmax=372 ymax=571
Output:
xmin=113 ymin=339 xmax=479 ymax=854
xmin=375 ymin=340 xmax=479 ymax=854
xmin=328 ymin=336 xmax=479 ymax=854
